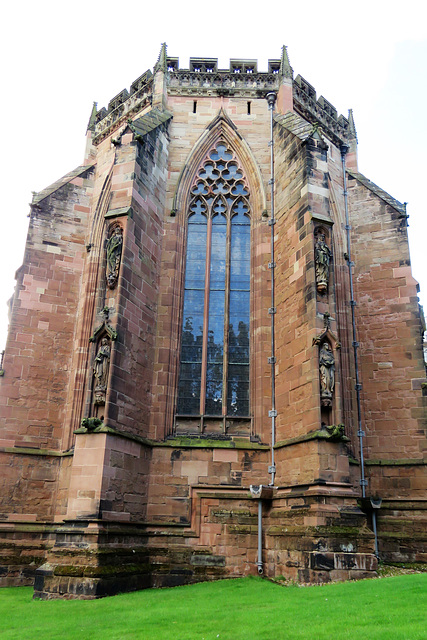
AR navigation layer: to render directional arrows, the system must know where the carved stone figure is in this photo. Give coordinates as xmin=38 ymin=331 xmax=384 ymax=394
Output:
xmin=93 ymin=337 xmax=110 ymax=405
xmin=81 ymin=417 xmax=102 ymax=432
xmin=319 ymin=342 xmax=335 ymax=407
xmin=106 ymin=226 xmax=123 ymax=288
xmin=315 ymin=233 xmax=332 ymax=293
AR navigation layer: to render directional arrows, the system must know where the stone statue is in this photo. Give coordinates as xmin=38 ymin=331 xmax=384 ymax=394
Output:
xmin=81 ymin=417 xmax=102 ymax=432
xmin=319 ymin=342 xmax=335 ymax=407
xmin=106 ymin=226 xmax=123 ymax=288
xmin=315 ymin=233 xmax=332 ymax=294
xmin=93 ymin=337 xmax=110 ymax=405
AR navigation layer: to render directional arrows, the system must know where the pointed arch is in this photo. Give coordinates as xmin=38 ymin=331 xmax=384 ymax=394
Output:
xmin=171 ymin=109 xmax=266 ymax=221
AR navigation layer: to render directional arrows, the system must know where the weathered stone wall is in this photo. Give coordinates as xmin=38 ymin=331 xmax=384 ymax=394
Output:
xmin=327 ymin=146 xmax=359 ymax=459
xmin=65 ymin=432 xmax=151 ymax=521
xmin=274 ymin=125 xmax=316 ymax=444
xmin=0 ymin=450 xmax=61 ymax=521
xmin=0 ymin=169 xmax=94 ymax=450
xmin=349 ymin=177 xmax=427 ymax=470
xmin=102 ymin=126 xmax=169 ymax=439
xmin=348 ymin=173 xmax=427 ymax=558
xmin=0 ymin=167 xmax=94 ymax=519
xmin=146 ymin=443 xmax=268 ymax=524
xmin=348 ymin=175 xmax=426 ymax=463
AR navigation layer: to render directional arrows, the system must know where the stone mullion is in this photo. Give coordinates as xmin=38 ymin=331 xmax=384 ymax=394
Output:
xmin=200 ymin=215 xmax=212 ymax=415
xmin=222 ymin=210 xmax=232 ymax=420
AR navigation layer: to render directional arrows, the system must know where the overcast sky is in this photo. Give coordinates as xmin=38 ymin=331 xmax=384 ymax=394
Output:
xmin=1 ymin=1 xmax=426 ymax=351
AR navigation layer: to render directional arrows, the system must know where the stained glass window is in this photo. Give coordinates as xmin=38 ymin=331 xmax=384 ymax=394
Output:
xmin=177 ymin=143 xmax=250 ymax=417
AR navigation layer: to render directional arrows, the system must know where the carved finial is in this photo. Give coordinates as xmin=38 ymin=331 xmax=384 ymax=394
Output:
xmin=87 ymin=102 xmax=98 ymax=132
xmin=348 ymin=109 xmax=357 ymax=142
xmin=280 ymin=45 xmax=293 ymax=79
xmin=154 ymin=42 xmax=167 ymax=73
xmin=323 ymin=312 xmax=331 ymax=328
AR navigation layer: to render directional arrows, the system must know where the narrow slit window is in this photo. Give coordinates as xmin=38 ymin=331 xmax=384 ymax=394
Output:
xmin=247 ymin=101 xmax=251 ymax=115
xmin=193 ymin=101 xmax=197 ymax=114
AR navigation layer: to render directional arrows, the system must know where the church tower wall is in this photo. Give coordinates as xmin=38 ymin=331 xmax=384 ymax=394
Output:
xmin=0 ymin=46 xmax=425 ymax=594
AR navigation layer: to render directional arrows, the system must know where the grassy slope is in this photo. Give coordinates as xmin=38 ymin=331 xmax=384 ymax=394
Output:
xmin=1 ymin=575 xmax=426 ymax=640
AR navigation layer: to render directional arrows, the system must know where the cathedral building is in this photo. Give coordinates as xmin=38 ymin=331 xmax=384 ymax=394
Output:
xmin=0 ymin=45 xmax=425 ymax=598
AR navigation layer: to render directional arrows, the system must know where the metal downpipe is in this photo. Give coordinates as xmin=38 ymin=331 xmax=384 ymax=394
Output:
xmin=249 ymin=94 xmax=278 ymax=577
xmin=266 ymin=92 xmax=277 ymax=487
xmin=257 ymin=499 xmax=263 ymax=574
xmin=340 ymin=145 xmax=367 ymax=498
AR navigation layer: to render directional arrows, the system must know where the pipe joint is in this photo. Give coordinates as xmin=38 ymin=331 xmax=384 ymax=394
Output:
xmin=340 ymin=143 xmax=349 ymax=158
xmin=266 ymin=92 xmax=276 ymax=108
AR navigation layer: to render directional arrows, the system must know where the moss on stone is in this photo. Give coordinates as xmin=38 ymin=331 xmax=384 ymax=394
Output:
xmin=1 ymin=447 xmax=72 ymax=457
xmin=365 ymin=459 xmax=426 ymax=466
xmin=228 ymin=524 xmax=257 ymax=534
xmin=275 ymin=429 xmax=349 ymax=449
xmin=159 ymin=436 xmax=268 ymax=450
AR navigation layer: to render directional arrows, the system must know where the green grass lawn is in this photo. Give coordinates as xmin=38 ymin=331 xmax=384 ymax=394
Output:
xmin=1 ymin=574 xmax=426 ymax=640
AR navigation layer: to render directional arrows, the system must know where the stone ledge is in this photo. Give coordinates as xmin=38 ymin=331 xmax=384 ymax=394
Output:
xmin=75 ymin=424 xmax=269 ymax=450
xmin=275 ymin=428 xmax=349 ymax=449
xmin=365 ymin=459 xmax=426 ymax=466
xmin=0 ymin=447 xmax=73 ymax=457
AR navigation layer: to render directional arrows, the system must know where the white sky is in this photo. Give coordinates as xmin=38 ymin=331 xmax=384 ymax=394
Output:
xmin=1 ymin=1 xmax=426 ymax=351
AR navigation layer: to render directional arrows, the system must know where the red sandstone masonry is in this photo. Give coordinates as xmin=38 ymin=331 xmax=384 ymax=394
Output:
xmin=349 ymin=176 xmax=426 ymax=462
xmin=274 ymin=126 xmax=321 ymax=448
xmin=0 ymin=168 xmax=94 ymax=519
xmin=348 ymin=175 xmax=426 ymax=509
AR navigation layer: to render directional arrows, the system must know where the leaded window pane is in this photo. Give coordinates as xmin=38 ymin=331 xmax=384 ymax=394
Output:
xmin=227 ymin=364 xmax=250 ymax=416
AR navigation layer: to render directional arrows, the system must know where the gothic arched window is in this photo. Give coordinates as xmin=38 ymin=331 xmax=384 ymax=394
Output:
xmin=177 ymin=143 xmax=250 ymax=418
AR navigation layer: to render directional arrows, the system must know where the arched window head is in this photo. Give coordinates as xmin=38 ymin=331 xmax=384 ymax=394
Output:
xmin=177 ymin=142 xmax=251 ymax=418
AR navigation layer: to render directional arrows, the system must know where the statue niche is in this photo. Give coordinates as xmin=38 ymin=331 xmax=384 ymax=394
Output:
xmin=319 ymin=341 xmax=335 ymax=407
xmin=93 ymin=337 xmax=111 ymax=406
xmin=314 ymin=231 xmax=332 ymax=294
xmin=106 ymin=225 xmax=123 ymax=289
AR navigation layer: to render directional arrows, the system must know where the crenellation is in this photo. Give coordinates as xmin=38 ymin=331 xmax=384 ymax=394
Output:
xmin=294 ymin=74 xmax=317 ymax=100
xmin=130 ymin=70 xmax=153 ymax=95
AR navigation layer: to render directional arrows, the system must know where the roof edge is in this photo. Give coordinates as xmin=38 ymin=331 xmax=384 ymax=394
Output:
xmin=347 ymin=170 xmax=406 ymax=215
xmin=32 ymin=164 xmax=95 ymax=206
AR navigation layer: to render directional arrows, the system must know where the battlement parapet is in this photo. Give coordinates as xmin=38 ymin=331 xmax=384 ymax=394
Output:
xmin=293 ymin=74 xmax=349 ymax=144
xmin=90 ymin=57 xmax=350 ymax=147
xmin=91 ymin=70 xmax=153 ymax=144
xmin=166 ymin=56 xmax=281 ymax=96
